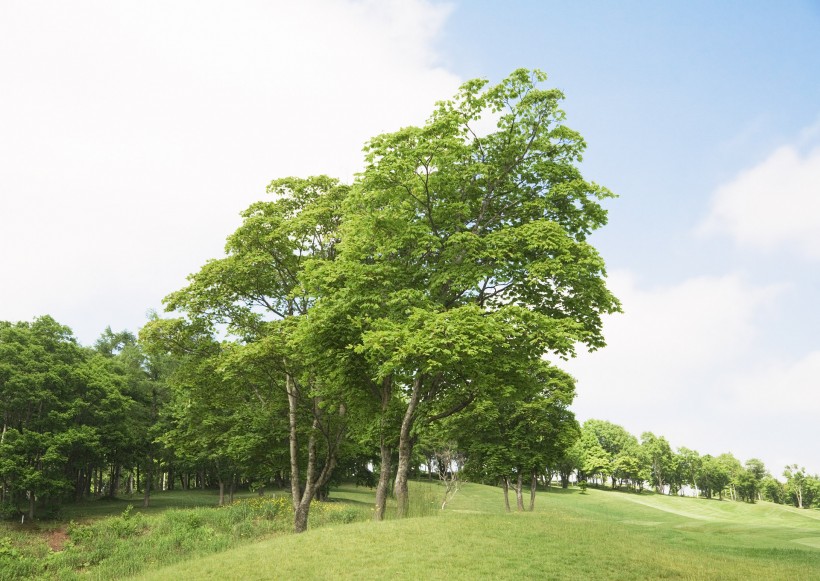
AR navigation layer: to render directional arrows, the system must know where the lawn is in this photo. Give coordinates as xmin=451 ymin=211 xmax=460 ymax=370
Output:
xmin=134 ymin=483 xmax=820 ymax=580
xmin=2 ymin=482 xmax=819 ymax=580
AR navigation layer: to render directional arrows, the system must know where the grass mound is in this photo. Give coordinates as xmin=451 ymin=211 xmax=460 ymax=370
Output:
xmin=137 ymin=484 xmax=820 ymax=580
xmin=3 ymin=483 xmax=820 ymax=580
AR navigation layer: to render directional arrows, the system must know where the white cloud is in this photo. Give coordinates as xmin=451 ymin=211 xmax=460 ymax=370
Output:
xmin=563 ymin=271 xmax=820 ymax=475
xmin=0 ymin=0 xmax=461 ymax=343
xmin=565 ymin=270 xmax=784 ymax=409
xmin=698 ymin=144 xmax=820 ymax=258
xmin=725 ymin=350 xmax=820 ymax=415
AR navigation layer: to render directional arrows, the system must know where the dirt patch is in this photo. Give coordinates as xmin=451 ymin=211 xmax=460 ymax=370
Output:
xmin=47 ymin=527 xmax=69 ymax=552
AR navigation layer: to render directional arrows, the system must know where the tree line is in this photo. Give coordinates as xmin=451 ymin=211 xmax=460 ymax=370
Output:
xmin=564 ymin=419 xmax=819 ymax=509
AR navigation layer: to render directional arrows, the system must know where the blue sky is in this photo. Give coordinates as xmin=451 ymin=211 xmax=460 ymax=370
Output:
xmin=1 ymin=1 xmax=818 ymax=477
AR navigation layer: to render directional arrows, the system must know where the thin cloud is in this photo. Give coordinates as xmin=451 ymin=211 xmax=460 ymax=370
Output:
xmin=0 ymin=0 xmax=461 ymax=344
xmin=564 ymin=270 xmax=814 ymax=473
xmin=698 ymin=143 xmax=820 ymax=259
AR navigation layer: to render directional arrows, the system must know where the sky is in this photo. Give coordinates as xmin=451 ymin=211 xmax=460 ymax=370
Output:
xmin=2 ymin=1 xmax=819 ymax=478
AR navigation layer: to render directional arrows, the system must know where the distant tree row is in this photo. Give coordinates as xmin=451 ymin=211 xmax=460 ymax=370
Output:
xmin=0 ymin=318 xmax=168 ymax=520
xmin=558 ymin=419 xmax=820 ymax=509
xmin=2 ymin=316 xmax=817 ymax=526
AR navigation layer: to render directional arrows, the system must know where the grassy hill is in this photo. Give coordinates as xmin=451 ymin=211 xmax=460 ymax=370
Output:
xmin=134 ymin=482 xmax=820 ymax=580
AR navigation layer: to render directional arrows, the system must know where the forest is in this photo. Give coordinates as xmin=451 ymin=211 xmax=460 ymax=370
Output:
xmin=1 ymin=70 xmax=817 ymax=535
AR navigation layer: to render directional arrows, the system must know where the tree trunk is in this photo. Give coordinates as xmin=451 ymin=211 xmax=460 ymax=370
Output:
xmin=218 ymin=479 xmax=225 ymax=506
xmin=373 ymin=377 xmax=393 ymax=522
xmin=142 ymin=458 xmax=152 ymax=508
xmin=286 ymin=373 xmax=301 ymax=513
xmin=395 ymin=374 xmax=423 ymax=518
xmin=374 ymin=441 xmax=392 ymax=521
xmin=290 ymin=397 xmax=343 ymax=532
xmin=529 ymin=470 xmax=538 ymax=511
xmin=293 ymin=502 xmax=310 ymax=533
xmin=109 ymin=464 xmax=120 ymax=498
xmin=515 ymin=473 xmax=525 ymax=511
xmin=502 ymin=477 xmax=511 ymax=512
xmin=75 ymin=468 xmax=83 ymax=502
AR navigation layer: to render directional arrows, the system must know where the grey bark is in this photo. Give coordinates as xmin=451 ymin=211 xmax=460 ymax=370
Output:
xmin=515 ymin=473 xmax=525 ymax=511
xmin=502 ymin=477 xmax=511 ymax=512
xmin=394 ymin=374 xmax=423 ymax=518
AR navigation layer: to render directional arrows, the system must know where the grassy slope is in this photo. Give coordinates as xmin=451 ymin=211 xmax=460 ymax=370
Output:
xmin=136 ymin=483 xmax=820 ymax=580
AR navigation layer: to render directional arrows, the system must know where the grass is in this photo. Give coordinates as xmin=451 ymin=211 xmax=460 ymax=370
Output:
xmin=2 ymin=482 xmax=820 ymax=580
xmin=135 ymin=483 xmax=820 ymax=581
xmin=0 ymin=488 xmax=369 ymax=581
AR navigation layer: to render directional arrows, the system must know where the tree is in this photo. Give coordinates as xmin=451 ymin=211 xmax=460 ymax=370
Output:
xmin=316 ymin=68 xmax=619 ymax=516
xmin=575 ymin=429 xmax=610 ymax=486
xmin=581 ymin=420 xmax=637 ymax=489
xmin=695 ymin=455 xmax=731 ymax=500
xmin=641 ymin=432 xmax=674 ymax=494
xmin=676 ymin=447 xmax=702 ymax=497
xmin=454 ymin=363 xmax=578 ymax=512
xmin=154 ymin=176 xmax=350 ymax=533
xmin=735 ymin=458 xmax=767 ymax=503
xmin=760 ymin=475 xmax=785 ymax=504
xmin=784 ymin=464 xmax=808 ymax=508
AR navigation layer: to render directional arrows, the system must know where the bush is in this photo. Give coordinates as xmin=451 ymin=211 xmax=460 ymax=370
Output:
xmin=0 ymin=502 xmax=19 ymax=521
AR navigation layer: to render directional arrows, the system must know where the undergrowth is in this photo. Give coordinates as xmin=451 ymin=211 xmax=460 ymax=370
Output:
xmin=0 ymin=495 xmax=366 ymax=581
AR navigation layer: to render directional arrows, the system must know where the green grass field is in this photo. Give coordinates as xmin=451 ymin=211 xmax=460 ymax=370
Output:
xmin=2 ymin=483 xmax=820 ymax=580
xmin=135 ymin=483 xmax=820 ymax=580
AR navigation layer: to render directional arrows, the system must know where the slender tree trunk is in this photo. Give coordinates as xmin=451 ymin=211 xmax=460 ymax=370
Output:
xmin=502 ymin=477 xmax=511 ymax=512
xmin=286 ymin=373 xmax=301 ymax=513
xmin=218 ymin=479 xmax=225 ymax=506
xmin=288 ymin=385 xmax=344 ymax=532
xmin=373 ymin=376 xmax=393 ymax=522
xmin=374 ymin=441 xmax=392 ymax=521
xmin=395 ymin=374 xmax=423 ymax=518
xmin=75 ymin=468 xmax=83 ymax=502
xmin=515 ymin=473 xmax=525 ymax=511
xmin=293 ymin=426 xmax=319 ymax=533
xmin=142 ymin=458 xmax=152 ymax=508
xmin=109 ymin=464 xmax=121 ymax=498
xmin=529 ymin=470 xmax=538 ymax=511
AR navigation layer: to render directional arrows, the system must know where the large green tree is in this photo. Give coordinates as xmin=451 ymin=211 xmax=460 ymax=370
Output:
xmin=313 ymin=69 xmax=620 ymax=516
